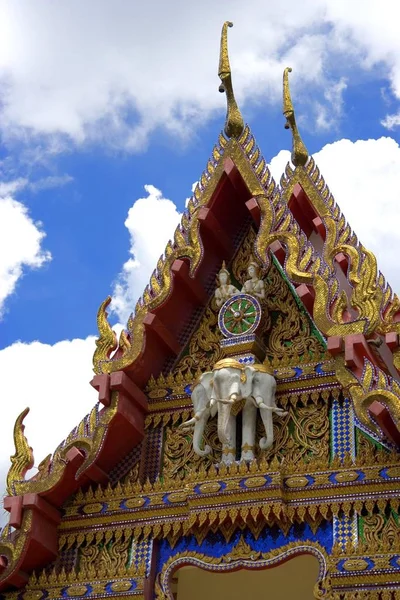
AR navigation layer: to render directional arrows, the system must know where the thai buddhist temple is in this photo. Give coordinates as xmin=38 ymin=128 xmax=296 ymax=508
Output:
xmin=3 ymin=20 xmax=400 ymax=600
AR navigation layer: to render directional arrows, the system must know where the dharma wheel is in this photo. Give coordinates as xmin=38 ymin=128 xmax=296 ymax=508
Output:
xmin=218 ymin=293 xmax=261 ymax=338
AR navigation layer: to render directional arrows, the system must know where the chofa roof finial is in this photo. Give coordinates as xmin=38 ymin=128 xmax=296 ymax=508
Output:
xmin=218 ymin=21 xmax=244 ymax=139
xmin=283 ymin=67 xmax=309 ymax=167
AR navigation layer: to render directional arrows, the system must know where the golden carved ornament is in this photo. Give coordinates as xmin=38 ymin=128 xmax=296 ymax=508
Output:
xmin=7 ymin=391 xmax=119 ymax=499
xmin=0 ymin=511 xmax=33 ymax=585
xmin=336 ymin=355 xmax=400 ymax=439
xmin=362 ymin=512 xmax=400 ymax=553
xmin=262 ymin=258 xmax=326 ymax=366
xmin=283 ymin=67 xmax=308 ymax=167
xmin=92 ymin=296 xmax=117 ymax=368
xmin=6 ymin=407 xmax=34 ymax=495
xmin=277 ymin=156 xmax=390 ymax=339
xmin=65 ymin=585 xmax=88 ymax=597
xmin=110 ymin=581 xmax=133 ymax=592
xmin=160 ymin=392 xmax=329 ymax=481
xmin=342 ymin=558 xmax=369 ymax=572
xmin=213 ymin=357 xmax=244 ymax=371
xmin=218 ymin=22 xmax=244 ymax=139
xmin=170 ymin=224 xmax=326 ymax=385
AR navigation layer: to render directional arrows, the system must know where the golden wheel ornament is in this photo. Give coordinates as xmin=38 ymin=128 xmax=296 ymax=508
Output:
xmin=218 ymin=294 xmax=261 ymax=338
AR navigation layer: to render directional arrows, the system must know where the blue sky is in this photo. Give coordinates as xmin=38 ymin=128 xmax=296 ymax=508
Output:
xmin=1 ymin=0 xmax=400 ymax=512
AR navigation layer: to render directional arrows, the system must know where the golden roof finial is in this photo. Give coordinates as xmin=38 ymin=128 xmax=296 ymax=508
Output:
xmin=283 ymin=67 xmax=308 ymax=167
xmin=218 ymin=21 xmax=244 ymax=139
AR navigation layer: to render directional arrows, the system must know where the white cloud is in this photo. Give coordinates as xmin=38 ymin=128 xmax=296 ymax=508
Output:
xmin=0 ymin=336 xmax=97 ymax=526
xmin=381 ymin=112 xmax=400 ymax=130
xmin=0 ymin=174 xmax=73 ymax=197
xmin=269 ymin=150 xmax=294 ymax=185
xmin=315 ymin=77 xmax=347 ymax=131
xmin=1 ymin=1 xmax=400 ymax=149
xmin=185 ymin=181 xmax=198 ymax=208
xmin=111 ymin=185 xmax=182 ymax=323
xmin=28 ymin=174 xmax=74 ymax=193
xmin=0 ymin=196 xmax=51 ymax=317
xmin=0 ymin=178 xmax=28 ymax=197
xmin=270 ymin=137 xmax=400 ymax=296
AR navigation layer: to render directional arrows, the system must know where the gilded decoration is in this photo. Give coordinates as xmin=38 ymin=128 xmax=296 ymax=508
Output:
xmin=162 ymin=395 xmax=329 ymax=480
xmin=283 ymin=67 xmax=309 ymax=167
xmin=262 ymin=257 xmax=326 ymax=367
xmin=6 ymin=407 xmax=34 ymax=495
xmin=275 ymin=156 xmax=393 ymax=339
xmin=336 ymin=356 xmax=400 ymax=439
xmin=58 ymin=446 xmax=400 ymax=549
xmin=218 ymin=22 xmax=244 ymax=139
xmin=170 ymin=225 xmax=326 ymax=383
xmin=78 ymin=529 xmax=134 ymax=578
xmin=361 ymin=511 xmax=400 ymax=552
xmin=0 ymin=511 xmax=33 ymax=583
xmin=21 ymin=529 xmax=146 ymax=600
xmin=7 ymin=391 xmax=120 ymax=497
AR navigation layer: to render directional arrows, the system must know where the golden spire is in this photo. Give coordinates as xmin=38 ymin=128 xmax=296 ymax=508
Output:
xmin=218 ymin=21 xmax=244 ymax=139
xmin=283 ymin=67 xmax=308 ymax=167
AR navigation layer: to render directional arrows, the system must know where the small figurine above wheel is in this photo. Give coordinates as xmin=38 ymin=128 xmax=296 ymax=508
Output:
xmin=218 ymin=293 xmax=261 ymax=338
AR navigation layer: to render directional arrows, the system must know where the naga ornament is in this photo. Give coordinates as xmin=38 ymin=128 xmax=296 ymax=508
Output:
xmin=7 ymin=407 xmax=34 ymax=495
xmin=93 ymin=296 xmax=117 ymax=373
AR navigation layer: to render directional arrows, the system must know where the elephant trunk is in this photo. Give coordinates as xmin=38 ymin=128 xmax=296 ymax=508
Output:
xmin=192 ymin=409 xmax=211 ymax=456
xmin=259 ymin=398 xmax=274 ymax=450
xmin=217 ymin=402 xmax=231 ymax=445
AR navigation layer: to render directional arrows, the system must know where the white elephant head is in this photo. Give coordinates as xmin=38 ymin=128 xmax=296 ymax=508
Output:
xmin=211 ymin=359 xmax=254 ymax=447
xmin=211 ymin=360 xmax=287 ymax=452
xmin=179 ymin=371 xmax=216 ymax=457
xmin=245 ymin=365 xmax=287 ymax=449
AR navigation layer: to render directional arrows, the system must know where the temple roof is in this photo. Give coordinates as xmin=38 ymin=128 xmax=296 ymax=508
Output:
xmin=2 ymin=20 xmax=400 ymax=593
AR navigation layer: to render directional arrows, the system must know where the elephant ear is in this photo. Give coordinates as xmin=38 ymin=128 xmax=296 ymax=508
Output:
xmin=192 ymin=381 xmax=209 ymax=413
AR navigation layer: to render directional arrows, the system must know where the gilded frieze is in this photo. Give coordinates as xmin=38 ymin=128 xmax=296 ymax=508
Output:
xmin=58 ymin=448 xmax=400 ymax=549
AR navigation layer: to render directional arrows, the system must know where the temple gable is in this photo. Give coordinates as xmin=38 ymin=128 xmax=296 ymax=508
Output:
xmin=3 ymin=20 xmax=400 ymax=600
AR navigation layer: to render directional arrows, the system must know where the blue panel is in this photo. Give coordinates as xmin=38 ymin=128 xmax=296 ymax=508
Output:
xmin=157 ymin=521 xmax=333 ymax=572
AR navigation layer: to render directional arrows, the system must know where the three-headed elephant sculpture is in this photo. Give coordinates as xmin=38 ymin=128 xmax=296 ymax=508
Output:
xmin=181 ymin=359 xmax=287 ymax=464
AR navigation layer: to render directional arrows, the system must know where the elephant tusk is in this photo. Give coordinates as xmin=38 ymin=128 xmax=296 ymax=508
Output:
xmin=179 ymin=418 xmax=196 ymax=430
xmin=180 ymin=405 xmax=210 ymax=430
xmin=257 ymin=402 xmax=269 ymax=410
xmin=258 ymin=404 xmax=288 ymax=416
xmin=274 ymin=408 xmax=288 ymax=416
xmin=218 ymin=397 xmax=235 ymax=405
